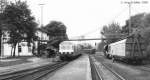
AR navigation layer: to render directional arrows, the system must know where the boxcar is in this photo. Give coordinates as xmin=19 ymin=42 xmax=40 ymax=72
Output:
xmin=105 ymin=34 xmax=147 ymax=63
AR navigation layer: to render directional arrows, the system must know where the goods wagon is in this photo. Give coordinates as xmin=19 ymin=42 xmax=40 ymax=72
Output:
xmin=59 ymin=41 xmax=81 ymax=61
xmin=104 ymin=34 xmax=147 ymax=63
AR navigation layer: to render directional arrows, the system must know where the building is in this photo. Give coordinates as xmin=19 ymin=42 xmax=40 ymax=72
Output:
xmin=1 ymin=31 xmax=33 ymax=57
xmin=0 ymin=30 xmax=49 ymax=57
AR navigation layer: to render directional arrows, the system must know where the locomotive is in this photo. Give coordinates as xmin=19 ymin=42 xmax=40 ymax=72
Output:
xmin=103 ymin=34 xmax=147 ymax=63
xmin=59 ymin=41 xmax=82 ymax=61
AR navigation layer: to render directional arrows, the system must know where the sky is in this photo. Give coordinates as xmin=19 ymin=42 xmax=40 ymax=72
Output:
xmin=9 ymin=0 xmax=150 ymax=39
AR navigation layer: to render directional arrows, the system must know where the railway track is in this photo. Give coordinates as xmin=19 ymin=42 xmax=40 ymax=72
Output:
xmin=112 ymin=60 xmax=150 ymax=73
xmin=89 ymin=56 xmax=103 ymax=80
xmin=0 ymin=61 xmax=68 ymax=80
xmin=133 ymin=65 xmax=150 ymax=72
xmin=89 ymin=55 xmax=126 ymax=80
xmin=101 ymin=62 xmax=126 ymax=80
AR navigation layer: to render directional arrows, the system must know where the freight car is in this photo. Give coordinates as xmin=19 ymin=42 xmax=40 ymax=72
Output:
xmin=59 ymin=41 xmax=82 ymax=61
xmin=104 ymin=34 xmax=147 ymax=63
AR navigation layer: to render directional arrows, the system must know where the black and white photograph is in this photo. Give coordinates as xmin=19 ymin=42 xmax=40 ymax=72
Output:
xmin=0 ymin=0 xmax=150 ymax=80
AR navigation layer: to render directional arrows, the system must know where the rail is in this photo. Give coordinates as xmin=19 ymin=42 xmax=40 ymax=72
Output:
xmin=89 ymin=56 xmax=103 ymax=80
xmin=0 ymin=62 xmax=68 ymax=80
xmin=90 ymin=55 xmax=126 ymax=80
xmin=101 ymin=62 xmax=126 ymax=80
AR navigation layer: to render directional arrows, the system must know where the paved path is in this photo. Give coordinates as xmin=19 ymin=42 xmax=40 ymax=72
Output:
xmin=45 ymin=55 xmax=92 ymax=80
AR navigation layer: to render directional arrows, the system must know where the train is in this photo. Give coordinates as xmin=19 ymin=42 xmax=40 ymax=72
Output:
xmin=59 ymin=41 xmax=82 ymax=61
xmin=103 ymin=34 xmax=147 ymax=63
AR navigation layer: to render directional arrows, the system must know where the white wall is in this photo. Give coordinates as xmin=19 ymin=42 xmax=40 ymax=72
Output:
xmin=3 ymin=43 xmax=12 ymax=56
xmin=2 ymin=42 xmax=33 ymax=57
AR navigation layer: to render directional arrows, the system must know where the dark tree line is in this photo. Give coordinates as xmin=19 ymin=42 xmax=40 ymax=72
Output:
xmin=101 ymin=22 xmax=124 ymax=44
xmin=99 ymin=13 xmax=150 ymax=52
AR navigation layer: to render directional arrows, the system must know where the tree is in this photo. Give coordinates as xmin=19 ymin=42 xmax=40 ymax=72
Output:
xmin=121 ymin=13 xmax=150 ymax=43
xmin=121 ymin=13 xmax=150 ymax=55
xmin=0 ymin=0 xmax=8 ymax=56
xmin=142 ymin=13 xmax=150 ymax=28
xmin=101 ymin=22 xmax=123 ymax=44
xmin=97 ymin=40 xmax=106 ymax=52
xmin=43 ymin=21 xmax=67 ymax=37
xmin=122 ymin=13 xmax=145 ymax=34
xmin=1 ymin=1 xmax=37 ymax=56
xmin=140 ymin=13 xmax=150 ymax=46
xmin=41 ymin=21 xmax=68 ymax=49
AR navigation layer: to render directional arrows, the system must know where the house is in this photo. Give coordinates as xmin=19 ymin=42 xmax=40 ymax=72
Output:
xmin=0 ymin=30 xmax=49 ymax=57
xmin=1 ymin=31 xmax=33 ymax=57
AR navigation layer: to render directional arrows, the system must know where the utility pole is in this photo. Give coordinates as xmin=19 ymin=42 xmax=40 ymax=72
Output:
xmin=39 ymin=4 xmax=45 ymax=41
xmin=121 ymin=1 xmax=148 ymax=35
xmin=38 ymin=3 xmax=44 ymax=55
xmin=129 ymin=2 xmax=131 ymax=35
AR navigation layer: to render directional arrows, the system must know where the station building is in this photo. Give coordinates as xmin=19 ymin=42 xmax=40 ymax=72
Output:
xmin=0 ymin=30 xmax=49 ymax=57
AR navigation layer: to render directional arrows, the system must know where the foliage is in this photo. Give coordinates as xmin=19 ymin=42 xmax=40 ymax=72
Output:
xmin=122 ymin=13 xmax=150 ymax=43
xmin=121 ymin=13 xmax=146 ymax=35
xmin=0 ymin=0 xmax=9 ymax=56
xmin=43 ymin=21 xmax=67 ymax=36
xmin=140 ymin=13 xmax=150 ymax=47
xmin=140 ymin=27 xmax=150 ymax=45
xmin=101 ymin=13 xmax=150 ymax=44
xmin=1 ymin=1 xmax=37 ymax=56
xmin=101 ymin=13 xmax=150 ymax=54
xmin=97 ymin=40 xmax=106 ymax=51
xmin=143 ymin=13 xmax=150 ymax=28
xmin=41 ymin=21 xmax=68 ymax=49
xmin=101 ymin=22 xmax=124 ymax=44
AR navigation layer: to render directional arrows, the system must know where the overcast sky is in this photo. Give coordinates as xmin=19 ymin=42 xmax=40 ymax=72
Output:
xmin=10 ymin=0 xmax=150 ymax=39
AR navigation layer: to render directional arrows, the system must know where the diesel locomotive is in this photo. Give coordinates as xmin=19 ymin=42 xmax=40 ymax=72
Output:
xmin=59 ymin=41 xmax=82 ymax=61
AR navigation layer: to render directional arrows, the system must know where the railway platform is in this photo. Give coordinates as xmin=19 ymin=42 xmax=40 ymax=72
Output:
xmin=44 ymin=54 xmax=92 ymax=80
xmin=0 ymin=57 xmax=53 ymax=75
